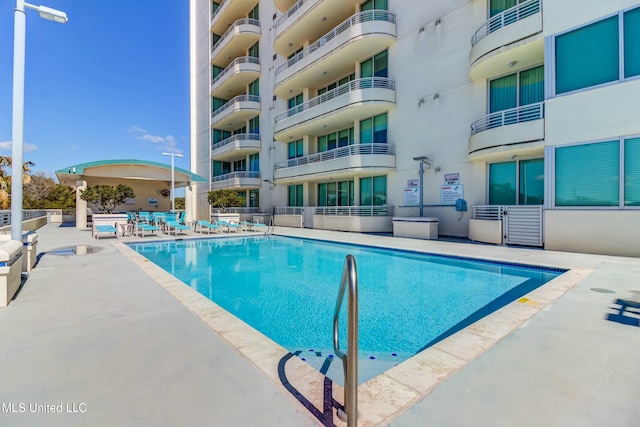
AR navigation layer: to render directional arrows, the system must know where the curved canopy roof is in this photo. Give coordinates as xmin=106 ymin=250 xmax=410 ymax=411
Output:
xmin=55 ymin=159 xmax=206 ymax=187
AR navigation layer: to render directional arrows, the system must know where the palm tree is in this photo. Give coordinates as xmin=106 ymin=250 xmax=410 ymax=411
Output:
xmin=0 ymin=156 xmax=35 ymax=209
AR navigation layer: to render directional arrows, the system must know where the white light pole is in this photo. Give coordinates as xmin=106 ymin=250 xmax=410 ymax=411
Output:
xmin=162 ymin=153 xmax=184 ymax=212
xmin=413 ymin=156 xmax=432 ymax=217
xmin=11 ymin=1 xmax=67 ymax=241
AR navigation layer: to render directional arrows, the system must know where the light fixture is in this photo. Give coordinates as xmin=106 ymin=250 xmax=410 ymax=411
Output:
xmin=507 ymin=60 xmax=517 ymax=68
xmin=11 ymin=0 xmax=67 ymax=241
xmin=435 ymin=19 xmax=441 ymax=26
xmin=162 ymin=152 xmax=184 ymax=212
xmin=321 ymin=17 xmax=326 ymax=22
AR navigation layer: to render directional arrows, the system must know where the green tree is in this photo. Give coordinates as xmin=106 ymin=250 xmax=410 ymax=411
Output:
xmin=24 ymin=173 xmax=75 ymax=209
xmin=0 ymin=156 xmax=35 ymax=209
xmin=80 ymin=184 xmax=135 ymax=214
xmin=207 ymin=189 xmax=245 ymax=213
xmin=174 ymin=197 xmax=185 ymax=210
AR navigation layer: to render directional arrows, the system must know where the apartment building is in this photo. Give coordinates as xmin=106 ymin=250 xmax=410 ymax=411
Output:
xmin=189 ymin=0 xmax=640 ymax=257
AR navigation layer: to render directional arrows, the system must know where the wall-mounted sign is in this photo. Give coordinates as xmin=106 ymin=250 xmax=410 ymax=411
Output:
xmin=407 ymin=179 xmax=419 ymax=188
xmin=444 ymin=173 xmax=460 ymax=185
xmin=440 ymin=185 xmax=464 ymax=205
xmin=124 ymin=198 xmax=136 ymax=205
xmin=403 ymin=187 xmax=420 ymax=205
xmin=147 ymin=198 xmax=158 ymax=206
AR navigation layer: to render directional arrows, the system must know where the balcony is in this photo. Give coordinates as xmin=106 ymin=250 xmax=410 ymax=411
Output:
xmin=211 ymin=18 xmax=260 ymax=67
xmin=273 ymin=77 xmax=395 ymax=141
xmin=274 ymin=0 xmax=297 ymax=13
xmin=274 ymin=0 xmax=361 ymax=56
xmin=210 ymin=0 xmax=260 ymax=35
xmin=211 ymin=57 xmax=260 ymax=99
xmin=211 ymin=95 xmax=260 ymax=129
xmin=274 ymin=10 xmax=396 ymax=98
xmin=469 ymin=0 xmax=542 ymax=81
xmin=211 ymin=133 xmax=261 ymax=161
xmin=211 ymin=171 xmax=261 ymax=190
xmin=273 ymin=143 xmax=395 ymax=183
xmin=468 ymin=102 xmax=545 ymax=161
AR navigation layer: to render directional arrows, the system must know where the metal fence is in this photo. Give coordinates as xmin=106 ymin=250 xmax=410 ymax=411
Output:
xmin=211 ymin=95 xmax=261 ymax=118
xmin=211 ymin=18 xmax=260 ymax=53
xmin=211 ymin=56 xmax=260 ymax=87
xmin=212 ymin=133 xmax=260 ymax=151
xmin=0 ymin=209 xmax=48 ymax=227
xmin=275 ymin=143 xmax=394 ymax=169
xmin=470 ymin=102 xmax=544 ymax=135
xmin=471 ymin=0 xmax=540 ymax=45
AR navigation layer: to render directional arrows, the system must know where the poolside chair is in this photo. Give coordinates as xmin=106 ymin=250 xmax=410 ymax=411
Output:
xmin=93 ymin=224 xmax=118 ymax=239
xmin=135 ymin=223 xmax=160 ymax=237
xmin=165 ymin=220 xmax=191 ymax=236
xmin=216 ymin=220 xmax=242 ymax=233
xmin=195 ymin=220 xmax=221 ymax=234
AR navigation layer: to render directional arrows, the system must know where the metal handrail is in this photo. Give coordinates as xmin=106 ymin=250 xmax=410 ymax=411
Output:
xmin=211 ymin=95 xmax=261 ymax=118
xmin=332 ymin=255 xmax=358 ymax=425
xmin=274 ymin=77 xmax=395 ymax=122
xmin=211 ymin=18 xmax=260 ymax=54
xmin=471 ymin=0 xmax=541 ymax=46
xmin=276 ymin=10 xmax=396 ymax=75
xmin=275 ymin=143 xmax=394 ymax=169
xmin=212 ymin=133 xmax=260 ymax=151
xmin=315 ymin=205 xmax=393 ymax=217
xmin=274 ymin=207 xmax=303 ymax=215
xmin=275 ymin=0 xmax=311 ymax=28
xmin=211 ymin=56 xmax=260 ymax=87
xmin=470 ymin=102 xmax=544 ymax=135
xmin=211 ymin=171 xmax=260 ymax=182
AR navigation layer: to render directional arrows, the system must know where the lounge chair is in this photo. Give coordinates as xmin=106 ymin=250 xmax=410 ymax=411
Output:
xmin=165 ymin=220 xmax=191 ymax=236
xmin=195 ymin=220 xmax=221 ymax=234
xmin=94 ymin=224 xmax=118 ymax=239
xmin=216 ymin=220 xmax=241 ymax=233
xmin=135 ymin=223 xmax=160 ymax=237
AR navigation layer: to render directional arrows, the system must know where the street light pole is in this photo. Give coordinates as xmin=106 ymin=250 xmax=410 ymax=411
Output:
xmin=162 ymin=153 xmax=184 ymax=212
xmin=10 ymin=0 xmax=67 ymax=241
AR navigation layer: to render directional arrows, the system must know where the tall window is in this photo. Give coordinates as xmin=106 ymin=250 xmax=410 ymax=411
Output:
xmin=288 ymin=185 xmax=303 ymax=207
xmin=489 ymin=159 xmax=544 ymax=205
xmin=213 ymin=161 xmax=230 ymax=177
xmin=248 ymin=4 xmax=259 ymax=20
xmin=288 ymin=139 xmax=303 ymax=159
xmin=360 ymin=50 xmax=388 ymax=78
xmin=212 ymin=64 xmax=223 ymax=79
xmin=212 ymin=97 xmax=227 ymax=113
xmin=489 ymin=66 xmax=544 ymax=112
xmin=249 ymin=153 xmax=259 ymax=171
xmin=489 ymin=0 xmax=528 ymax=17
xmin=361 ymin=0 xmax=387 ymax=11
xmin=288 ymin=93 xmax=303 ymax=109
xmin=360 ymin=113 xmax=387 ymax=144
xmin=360 ymin=176 xmax=387 ymax=205
xmin=233 ymin=159 xmax=247 ymax=172
xmin=318 ymin=181 xmax=354 ymax=206
xmin=213 ymin=129 xmax=231 ymax=144
xmin=625 ymin=137 xmax=640 ymax=206
xmin=624 ymin=7 xmax=640 ymax=78
xmin=318 ymin=128 xmax=353 ymax=152
xmin=249 ymin=116 xmax=259 ymax=134
xmin=248 ymin=41 xmax=259 ymax=58
xmin=249 ymin=189 xmax=259 ymax=208
xmin=248 ymin=79 xmax=259 ymax=96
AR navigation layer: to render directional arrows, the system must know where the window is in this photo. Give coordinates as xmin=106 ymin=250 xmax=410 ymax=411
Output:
xmin=248 ymin=4 xmax=259 ymax=20
xmin=625 ymin=138 xmax=640 ymax=206
xmin=235 ymin=191 xmax=247 ymax=207
xmin=212 ymin=97 xmax=227 ymax=113
xmin=248 ymin=41 xmax=259 ymax=59
xmin=212 ymin=129 xmax=231 ymax=144
xmin=288 ymin=93 xmax=303 ymax=109
xmin=249 ymin=153 xmax=259 ymax=171
xmin=287 ymin=46 xmax=303 ymax=60
xmin=489 ymin=0 xmax=528 ymax=17
xmin=360 ymin=176 xmax=387 ymax=205
xmin=212 ymin=65 xmax=224 ymax=80
xmin=213 ymin=161 xmax=230 ymax=177
xmin=288 ymin=185 xmax=303 ymax=207
xmin=360 ymin=113 xmax=387 ymax=144
xmin=211 ymin=1 xmax=219 ymax=15
xmin=288 ymin=139 xmax=303 ymax=159
xmin=318 ymin=128 xmax=353 ymax=152
xmin=489 ymin=66 xmax=544 ymax=113
xmin=318 ymin=181 xmax=354 ymax=206
xmin=249 ymin=189 xmax=259 ymax=208
xmin=555 ymin=16 xmax=619 ymax=94
xmin=249 ymin=116 xmax=259 ymax=134
xmin=248 ymin=79 xmax=259 ymax=96
xmin=624 ymin=7 xmax=640 ymax=78
xmin=318 ymin=74 xmax=355 ymax=96
xmin=360 ymin=50 xmax=388 ymax=78
xmin=489 ymin=159 xmax=544 ymax=205
xmin=555 ymin=141 xmax=619 ymax=206
xmin=361 ymin=0 xmax=387 ymax=11
xmin=233 ymin=159 xmax=247 ymax=172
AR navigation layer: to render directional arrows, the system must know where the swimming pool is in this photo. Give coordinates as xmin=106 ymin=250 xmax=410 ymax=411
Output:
xmin=130 ymin=235 xmax=563 ymax=384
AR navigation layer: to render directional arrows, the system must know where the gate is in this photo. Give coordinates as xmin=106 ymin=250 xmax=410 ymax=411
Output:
xmin=303 ymin=207 xmax=314 ymax=228
xmin=504 ymin=205 xmax=543 ymax=247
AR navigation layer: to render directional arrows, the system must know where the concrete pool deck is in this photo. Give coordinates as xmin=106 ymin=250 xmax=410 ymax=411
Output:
xmin=0 ymin=223 xmax=638 ymax=426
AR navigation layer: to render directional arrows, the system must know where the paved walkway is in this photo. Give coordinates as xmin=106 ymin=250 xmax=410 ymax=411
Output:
xmin=0 ymin=223 xmax=638 ymax=426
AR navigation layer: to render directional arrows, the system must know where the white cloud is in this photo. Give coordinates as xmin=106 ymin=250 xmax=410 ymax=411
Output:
xmin=129 ymin=126 xmax=183 ymax=155
xmin=0 ymin=140 xmax=38 ymax=152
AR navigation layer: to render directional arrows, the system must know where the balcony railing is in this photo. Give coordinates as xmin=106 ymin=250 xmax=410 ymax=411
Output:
xmin=275 ymin=143 xmax=394 ymax=169
xmin=0 ymin=209 xmax=48 ymax=227
xmin=274 ymin=77 xmax=394 ymax=122
xmin=212 ymin=133 xmax=260 ymax=151
xmin=212 ymin=171 xmax=260 ymax=182
xmin=470 ymin=102 xmax=544 ymax=135
xmin=211 ymin=18 xmax=260 ymax=53
xmin=275 ymin=0 xmax=310 ymax=28
xmin=471 ymin=0 xmax=541 ymax=46
xmin=212 ymin=95 xmax=260 ymax=118
xmin=314 ymin=205 xmax=393 ymax=216
xmin=211 ymin=56 xmax=260 ymax=87
xmin=275 ymin=207 xmax=304 ymax=215
xmin=276 ymin=10 xmax=396 ymax=75
xmin=211 ymin=0 xmax=227 ymax=18
xmin=211 ymin=207 xmax=261 ymax=214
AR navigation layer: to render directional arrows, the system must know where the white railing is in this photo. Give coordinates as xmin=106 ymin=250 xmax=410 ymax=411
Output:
xmin=212 ymin=133 xmax=260 ymax=151
xmin=275 ymin=0 xmax=310 ymax=28
xmin=212 ymin=94 xmax=260 ymax=118
xmin=470 ymin=102 xmax=544 ymax=135
xmin=211 ymin=0 xmax=227 ymax=18
xmin=0 ymin=209 xmax=48 ymax=227
xmin=471 ymin=0 xmax=541 ymax=46
xmin=211 ymin=207 xmax=261 ymax=214
xmin=275 ymin=77 xmax=394 ymax=122
xmin=211 ymin=18 xmax=260 ymax=54
xmin=314 ymin=205 xmax=393 ymax=216
xmin=211 ymin=171 xmax=260 ymax=182
xmin=275 ymin=143 xmax=394 ymax=169
xmin=472 ymin=205 xmax=505 ymax=220
xmin=211 ymin=56 xmax=260 ymax=87
xmin=276 ymin=10 xmax=396 ymax=75
xmin=275 ymin=207 xmax=304 ymax=215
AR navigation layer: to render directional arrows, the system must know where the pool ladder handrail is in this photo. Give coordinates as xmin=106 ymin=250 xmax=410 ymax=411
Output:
xmin=332 ymin=254 xmax=358 ymax=425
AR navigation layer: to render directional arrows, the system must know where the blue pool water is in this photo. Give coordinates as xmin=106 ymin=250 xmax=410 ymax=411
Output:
xmin=130 ymin=236 xmax=563 ymax=384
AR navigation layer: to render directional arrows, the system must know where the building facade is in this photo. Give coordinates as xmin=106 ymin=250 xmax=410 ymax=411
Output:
xmin=189 ymin=0 xmax=640 ymax=257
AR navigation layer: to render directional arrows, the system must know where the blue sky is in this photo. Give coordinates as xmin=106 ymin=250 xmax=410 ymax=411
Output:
xmin=0 ymin=1 xmax=191 ymax=180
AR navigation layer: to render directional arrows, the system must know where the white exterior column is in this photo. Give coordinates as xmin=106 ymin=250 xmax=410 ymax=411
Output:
xmin=75 ymin=180 xmax=87 ymax=229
